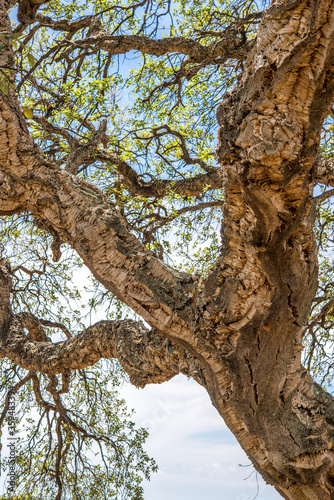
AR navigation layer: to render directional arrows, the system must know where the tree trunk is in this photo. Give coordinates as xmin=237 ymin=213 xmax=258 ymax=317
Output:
xmin=1 ymin=0 xmax=334 ymax=498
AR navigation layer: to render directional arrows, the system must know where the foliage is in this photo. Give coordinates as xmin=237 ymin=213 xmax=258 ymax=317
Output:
xmin=0 ymin=217 xmax=156 ymax=499
xmin=13 ymin=0 xmax=251 ymax=268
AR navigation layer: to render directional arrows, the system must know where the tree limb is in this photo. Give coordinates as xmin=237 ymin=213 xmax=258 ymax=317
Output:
xmin=314 ymin=157 xmax=334 ymax=188
xmin=94 ymin=149 xmax=223 ymax=197
xmin=32 ymin=117 xmax=223 ymax=196
xmin=0 ymin=243 xmax=211 ymax=416
xmin=37 ymin=16 xmax=253 ymax=63
xmin=0 ymin=259 xmax=199 ymax=386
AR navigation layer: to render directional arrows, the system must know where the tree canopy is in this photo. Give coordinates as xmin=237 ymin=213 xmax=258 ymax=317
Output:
xmin=0 ymin=0 xmax=334 ymax=498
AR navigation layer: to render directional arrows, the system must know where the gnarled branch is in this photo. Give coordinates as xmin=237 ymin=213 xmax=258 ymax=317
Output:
xmin=0 ymin=259 xmax=199 ymax=387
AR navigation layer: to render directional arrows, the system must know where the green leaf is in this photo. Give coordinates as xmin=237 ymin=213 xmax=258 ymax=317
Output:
xmin=22 ymin=106 xmax=33 ymax=119
xmin=27 ymin=53 xmax=37 ymax=67
xmin=0 ymin=81 xmax=8 ymax=95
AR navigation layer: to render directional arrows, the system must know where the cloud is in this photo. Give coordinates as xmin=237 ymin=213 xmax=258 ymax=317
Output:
xmin=120 ymin=374 xmax=281 ymax=500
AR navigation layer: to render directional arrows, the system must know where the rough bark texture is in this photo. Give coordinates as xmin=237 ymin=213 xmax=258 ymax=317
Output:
xmin=1 ymin=0 xmax=334 ymax=498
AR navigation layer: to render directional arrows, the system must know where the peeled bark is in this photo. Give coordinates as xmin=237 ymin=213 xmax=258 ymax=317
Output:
xmin=1 ymin=0 xmax=334 ymax=498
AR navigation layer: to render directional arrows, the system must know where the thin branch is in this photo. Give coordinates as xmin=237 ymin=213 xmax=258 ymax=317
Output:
xmin=314 ymin=188 xmax=334 ymax=202
xmin=0 ymin=373 xmax=32 ymax=429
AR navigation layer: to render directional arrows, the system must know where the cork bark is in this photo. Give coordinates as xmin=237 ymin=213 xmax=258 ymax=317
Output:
xmin=1 ymin=0 xmax=334 ymax=497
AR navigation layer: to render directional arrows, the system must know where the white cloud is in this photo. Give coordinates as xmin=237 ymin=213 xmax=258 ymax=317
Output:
xmin=120 ymin=374 xmax=281 ymax=500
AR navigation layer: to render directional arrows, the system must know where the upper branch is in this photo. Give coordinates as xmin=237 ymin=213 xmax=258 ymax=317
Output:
xmin=37 ymin=15 xmax=253 ymax=63
xmin=32 ymin=117 xmax=223 ymax=196
xmin=57 ymin=32 xmax=251 ymax=63
xmin=93 ymin=150 xmax=223 ymax=197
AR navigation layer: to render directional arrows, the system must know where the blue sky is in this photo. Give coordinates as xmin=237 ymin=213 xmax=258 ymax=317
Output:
xmin=120 ymin=375 xmax=282 ymax=500
xmin=0 ymin=372 xmax=283 ymax=499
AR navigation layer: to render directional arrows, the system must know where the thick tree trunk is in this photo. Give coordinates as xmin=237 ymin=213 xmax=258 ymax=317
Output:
xmin=1 ymin=0 xmax=334 ymax=498
xmin=205 ymin=0 xmax=334 ymax=497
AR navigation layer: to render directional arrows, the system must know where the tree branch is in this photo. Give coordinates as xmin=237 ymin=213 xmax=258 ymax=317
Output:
xmin=314 ymin=188 xmax=334 ymax=201
xmin=0 ymin=257 xmax=197 ymax=384
xmin=94 ymin=149 xmax=223 ymax=197
xmin=37 ymin=16 xmax=252 ymax=63
xmin=4 ymin=317 xmax=198 ymax=386
xmin=32 ymin=117 xmax=223 ymax=196
xmin=314 ymin=157 xmax=334 ymax=188
xmin=0 ymin=260 xmax=198 ymax=386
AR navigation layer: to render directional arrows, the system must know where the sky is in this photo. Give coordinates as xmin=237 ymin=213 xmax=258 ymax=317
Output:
xmin=120 ymin=374 xmax=282 ymax=500
xmin=0 ymin=265 xmax=284 ymax=500
xmin=0 ymin=371 xmax=282 ymax=499
xmin=0 ymin=262 xmax=284 ymax=500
